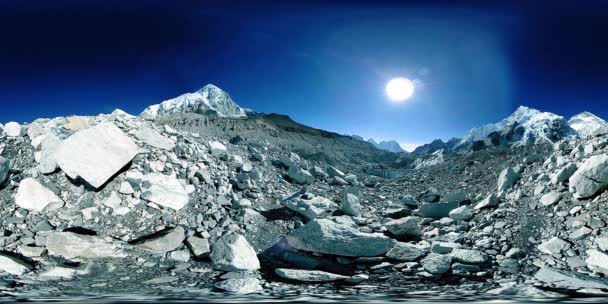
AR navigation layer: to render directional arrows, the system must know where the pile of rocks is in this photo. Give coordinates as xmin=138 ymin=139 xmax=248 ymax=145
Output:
xmin=1 ymin=108 xmax=608 ymax=299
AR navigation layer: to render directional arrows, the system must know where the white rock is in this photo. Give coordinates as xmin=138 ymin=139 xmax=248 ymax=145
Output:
xmin=141 ymin=173 xmax=189 ymax=210
xmin=282 ymin=195 xmax=336 ymax=220
xmin=208 ymin=140 xmax=227 ymax=156
xmin=118 ymin=181 xmax=134 ymax=195
xmin=55 ymin=122 xmax=139 ymax=189
xmin=15 ymin=178 xmax=63 ymax=212
xmin=210 ymin=234 xmax=260 ymax=271
xmin=46 ymin=232 xmax=126 ymax=259
xmin=287 ymin=165 xmax=314 ymax=184
xmin=449 ymin=205 xmax=474 ymax=221
xmin=38 ymin=134 xmax=61 ymax=174
xmin=538 ymin=237 xmax=571 ymax=255
xmin=214 ymin=278 xmax=262 ymax=294
xmin=3 ymin=122 xmax=22 ymax=137
xmin=474 ymin=193 xmax=500 ymax=210
xmin=569 ymin=155 xmax=608 ymax=198
xmin=135 ymin=126 xmax=175 ymax=151
xmin=0 ymin=253 xmax=32 ymax=275
xmin=341 ymin=193 xmax=362 ymax=217
xmin=497 ymin=167 xmax=519 ymax=192
xmin=275 ymin=268 xmax=349 ymax=282
xmin=540 ymin=191 xmax=562 ymax=206
xmin=586 ymin=249 xmax=608 ymax=272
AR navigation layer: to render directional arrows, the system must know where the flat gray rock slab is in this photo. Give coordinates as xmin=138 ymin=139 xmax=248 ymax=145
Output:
xmin=535 ymin=267 xmax=608 ymax=289
xmin=135 ymin=126 xmax=175 ymax=151
xmin=275 ymin=268 xmax=349 ymax=282
xmin=137 ymin=226 xmax=185 ymax=254
xmin=46 ymin=232 xmax=126 ymax=259
xmin=285 ymin=218 xmax=396 ymax=257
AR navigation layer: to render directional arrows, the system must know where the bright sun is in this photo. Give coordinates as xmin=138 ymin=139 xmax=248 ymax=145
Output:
xmin=386 ymin=77 xmax=415 ymax=102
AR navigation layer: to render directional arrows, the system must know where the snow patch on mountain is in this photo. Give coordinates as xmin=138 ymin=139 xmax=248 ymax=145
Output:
xmin=141 ymin=84 xmax=247 ymax=119
xmin=568 ymin=112 xmax=608 ymax=138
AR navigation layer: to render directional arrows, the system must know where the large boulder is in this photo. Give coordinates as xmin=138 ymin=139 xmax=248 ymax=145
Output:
xmin=38 ymin=134 xmax=61 ymax=174
xmin=287 ymin=166 xmax=314 ymax=185
xmin=46 ymin=232 xmax=126 ymax=259
xmin=136 ymin=226 xmax=185 ymax=254
xmin=285 ymin=218 xmax=396 ymax=257
xmin=497 ymin=167 xmax=519 ymax=192
xmin=386 ymin=217 xmax=421 ymax=238
xmin=140 ymin=173 xmax=189 ymax=210
xmin=0 ymin=253 xmax=32 ymax=275
xmin=449 ymin=205 xmax=474 ymax=221
xmin=538 ymin=237 xmax=571 ymax=255
xmin=421 ymin=254 xmax=452 ymax=274
xmin=3 ymin=122 xmax=22 ymax=137
xmin=135 ymin=126 xmax=175 ymax=151
xmin=15 ymin=178 xmax=63 ymax=212
xmin=282 ymin=195 xmax=336 ymax=220
xmin=210 ymin=233 xmax=260 ymax=272
xmin=535 ymin=267 xmax=608 ymax=289
xmin=55 ymin=122 xmax=139 ymax=189
xmin=569 ymin=155 xmax=608 ymax=198
xmin=385 ymin=242 xmax=427 ymax=261
xmin=340 ymin=193 xmax=362 ymax=217
xmin=474 ymin=193 xmax=500 ymax=210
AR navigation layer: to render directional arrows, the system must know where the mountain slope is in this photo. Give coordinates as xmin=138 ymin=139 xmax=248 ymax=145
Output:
xmin=568 ymin=111 xmax=608 ymax=138
xmin=455 ymin=106 xmax=575 ymax=150
xmin=141 ymin=84 xmax=247 ymax=119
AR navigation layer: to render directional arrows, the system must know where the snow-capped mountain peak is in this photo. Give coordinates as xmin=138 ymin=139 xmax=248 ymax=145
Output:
xmin=140 ymin=84 xmax=247 ymax=119
xmin=568 ymin=111 xmax=608 ymax=138
xmin=457 ymin=106 xmax=575 ymax=148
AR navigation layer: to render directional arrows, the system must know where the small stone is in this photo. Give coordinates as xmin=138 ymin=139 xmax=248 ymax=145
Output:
xmin=540 ymin=191 xmax=562 ymax=206
xmin=186 ymin=236 xmax=210 ymax=258
xmin=275 ymin=268 xmax=349 ymax=282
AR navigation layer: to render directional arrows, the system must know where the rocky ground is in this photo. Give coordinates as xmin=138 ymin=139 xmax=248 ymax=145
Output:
xmin=1 ymin=110 xmax=608 ymax=302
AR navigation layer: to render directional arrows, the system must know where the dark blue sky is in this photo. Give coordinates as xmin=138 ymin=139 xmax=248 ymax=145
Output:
xmin=2 ymin=1 xmax=608 ymax=150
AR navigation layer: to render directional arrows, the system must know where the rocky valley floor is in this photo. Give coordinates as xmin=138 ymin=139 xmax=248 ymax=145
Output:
xmin=2 ymin=110 xmax=608 ymax=303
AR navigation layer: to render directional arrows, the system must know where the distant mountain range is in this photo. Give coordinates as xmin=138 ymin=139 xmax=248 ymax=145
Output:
xmin=139 ymin=84 xmax=607 ymax=155
xmin=413 ymin=106 xmax=608 ymax=154
xmin=349 ymin=136 xmax=405 ymax=153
